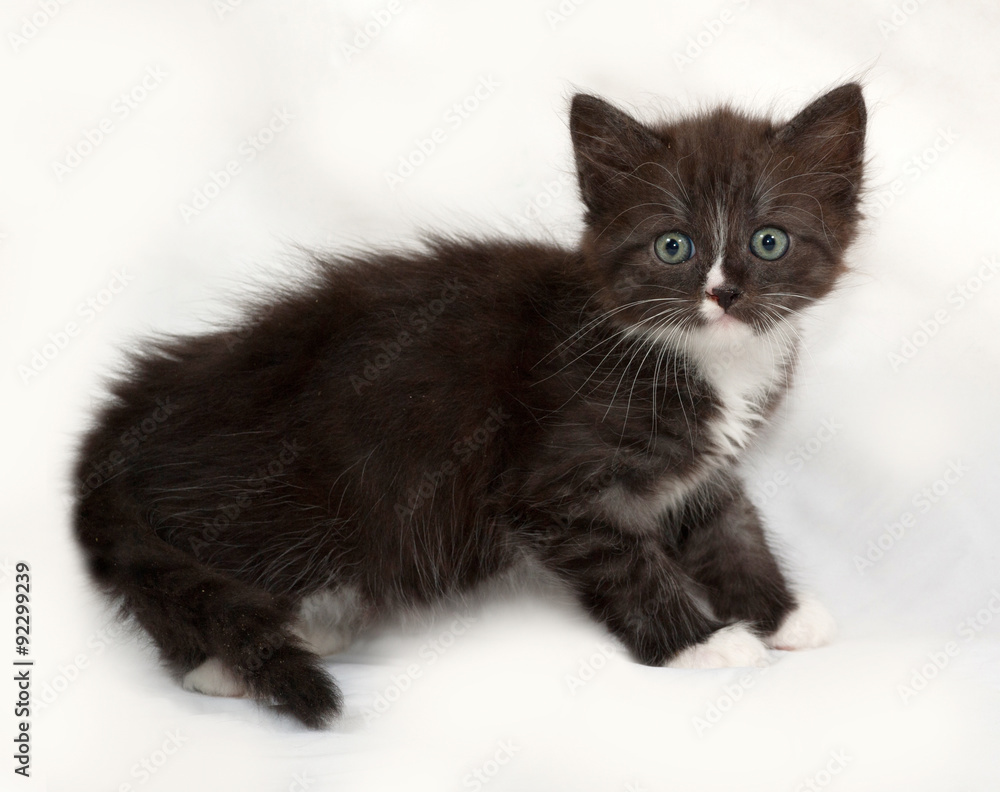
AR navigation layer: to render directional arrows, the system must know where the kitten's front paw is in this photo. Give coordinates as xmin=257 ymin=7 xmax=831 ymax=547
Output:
xmin=667 ymin=623 xmax=771 ymax=669
xmin=765 ymin=594 xmax=836 ymax=651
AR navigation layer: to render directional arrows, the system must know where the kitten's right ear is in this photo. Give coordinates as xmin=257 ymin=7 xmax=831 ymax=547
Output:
xmin=570 ymin=94 xmax=663 ymax=217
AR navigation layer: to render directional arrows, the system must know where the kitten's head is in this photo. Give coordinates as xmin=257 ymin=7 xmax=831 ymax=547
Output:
xmin=570 ymin=84 xmax=866 ymax=344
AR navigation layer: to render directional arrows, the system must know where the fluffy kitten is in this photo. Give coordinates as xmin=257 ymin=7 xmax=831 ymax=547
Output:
xmin=73 ymin=84 xmax=866 ymax=728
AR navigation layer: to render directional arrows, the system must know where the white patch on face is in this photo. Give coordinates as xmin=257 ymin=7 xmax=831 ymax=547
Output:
xmin=700 ymin=202 xmax=730 ymax=323
xmin=667 ymin=622 xmax=771 ymax=669
xmin=293 ymin=585 xmax=368 ymax=656
xmin=704 ymin=256 xmax=726 ymax=293
xmin=182 ymin=657 xmax=249 ymax=698
xmin=699 ymin=256 xmax=727 ymax=322
xmin=766 ymin=594 xmax=837 ymax=651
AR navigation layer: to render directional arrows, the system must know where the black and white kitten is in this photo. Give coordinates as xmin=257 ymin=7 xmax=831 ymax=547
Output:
xmin=74 ymin=84 xmax=866 ymax=728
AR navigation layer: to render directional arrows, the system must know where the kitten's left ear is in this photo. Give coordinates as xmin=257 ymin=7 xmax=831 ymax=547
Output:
xmin=570 ymin=94 xmax=664 ymax=217
xmin=777 ymin=83 xmax=867 ymax=198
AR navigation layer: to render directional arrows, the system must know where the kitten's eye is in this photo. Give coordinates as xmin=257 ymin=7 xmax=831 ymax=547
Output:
xmin=749 ymin=227 xmax=789 ymax=261
xmin=653 ymin=232 xmax=695 ymax=265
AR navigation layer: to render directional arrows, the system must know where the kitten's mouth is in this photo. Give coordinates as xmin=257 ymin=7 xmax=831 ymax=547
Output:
xmin=699 ymin=293 xmax=743 ymax=327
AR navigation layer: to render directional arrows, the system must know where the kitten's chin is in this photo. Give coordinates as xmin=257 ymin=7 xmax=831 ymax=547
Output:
xmin=700 ymin=295 xmax=745 ymax=326
xmin=697 ymin=309 xmax=755 ymax=347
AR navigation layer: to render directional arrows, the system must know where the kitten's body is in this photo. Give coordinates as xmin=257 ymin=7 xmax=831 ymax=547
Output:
xmin=74 ymin=85 xmax=866 ymax=727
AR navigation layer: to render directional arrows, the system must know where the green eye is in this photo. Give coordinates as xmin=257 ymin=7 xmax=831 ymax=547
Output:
xmin=653 ymin=231 xmax=695 ymax=265
xmin=750 ymin=227 xmax=789 ymax=261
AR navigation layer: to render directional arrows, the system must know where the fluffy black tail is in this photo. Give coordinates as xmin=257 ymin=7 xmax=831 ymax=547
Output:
xmin=73 ymin=484 xmax=342 ymax=729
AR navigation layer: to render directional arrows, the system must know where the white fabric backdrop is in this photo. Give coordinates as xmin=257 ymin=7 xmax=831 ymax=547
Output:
xmin=3 ymin=1 xmax=999 ymax=789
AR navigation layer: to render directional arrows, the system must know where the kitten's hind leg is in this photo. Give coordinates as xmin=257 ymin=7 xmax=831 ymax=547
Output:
xmin=164 ymin=601 xmax=342 ymax=726
xmin=76 ymin=493 xmax=342 ymax=728
xmin=292 ymin=585 xmax=369 ymax=656
xmin=182 ymin=657 xmax=249 ymax=698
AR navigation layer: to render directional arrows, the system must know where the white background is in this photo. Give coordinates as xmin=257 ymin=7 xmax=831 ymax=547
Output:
xmin=3 ymin=1 xmax=1000 ymax=790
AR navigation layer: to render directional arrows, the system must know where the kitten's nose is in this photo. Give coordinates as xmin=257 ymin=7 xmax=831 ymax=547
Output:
xmin=708 ymin=286 xmax=742 ymax=311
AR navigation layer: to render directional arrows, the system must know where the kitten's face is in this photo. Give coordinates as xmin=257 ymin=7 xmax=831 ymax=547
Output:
xmin=570 ymin=86 xmax=866 ymax=344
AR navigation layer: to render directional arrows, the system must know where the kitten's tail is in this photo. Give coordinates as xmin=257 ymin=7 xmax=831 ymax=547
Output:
xmin=73 ymin=483 xmax=342 ymax=729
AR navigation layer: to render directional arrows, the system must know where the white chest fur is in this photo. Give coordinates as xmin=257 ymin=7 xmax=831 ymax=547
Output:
xmin=680 ymin=320 xmax=797 ymax=459
xmin=606 ymin=319 xmax=798 ymax=531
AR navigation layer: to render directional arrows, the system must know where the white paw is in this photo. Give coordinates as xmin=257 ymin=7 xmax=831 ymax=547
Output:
xmin=766 ymin=595 xmax=836 ymax=651
xmin=667 ymin=623 xmax=771 ymax=669
xmin=182 ymin=657 xmax=249 ymax=698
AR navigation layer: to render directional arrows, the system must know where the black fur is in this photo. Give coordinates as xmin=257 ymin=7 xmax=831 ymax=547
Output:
xmin=73 ymin=84 xmax=866 ymax=727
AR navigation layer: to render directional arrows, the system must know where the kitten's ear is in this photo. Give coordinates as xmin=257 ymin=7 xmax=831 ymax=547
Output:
xmin=777 ymin=83 xmax=867 ymax=194
xmin=570 ymin=94 xmax=664 ymax=217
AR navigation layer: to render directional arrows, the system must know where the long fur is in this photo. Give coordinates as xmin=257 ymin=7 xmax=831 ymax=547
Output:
xmin=73 ymin=84 xmax=867 ymax=727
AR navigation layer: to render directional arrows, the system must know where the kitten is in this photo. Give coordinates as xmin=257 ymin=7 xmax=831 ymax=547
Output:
xmin=73 ymin=83 xmax=866 ymax=728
